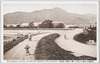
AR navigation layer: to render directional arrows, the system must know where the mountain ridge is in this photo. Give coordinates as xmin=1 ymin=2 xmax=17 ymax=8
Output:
xmin=4 ymin=7 xmax=96 ymax=27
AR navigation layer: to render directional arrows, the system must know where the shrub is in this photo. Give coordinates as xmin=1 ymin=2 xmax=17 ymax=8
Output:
xmin=74 ymin=29 xmax=96 ymax=44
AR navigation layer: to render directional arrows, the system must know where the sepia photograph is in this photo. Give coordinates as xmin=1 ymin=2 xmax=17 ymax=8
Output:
xmin=1 ymin=1 xmax=99 ymax=63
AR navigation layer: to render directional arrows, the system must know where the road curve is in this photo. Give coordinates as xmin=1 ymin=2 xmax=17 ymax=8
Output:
xmin=55 ymin=29 xmax=97 ymax=57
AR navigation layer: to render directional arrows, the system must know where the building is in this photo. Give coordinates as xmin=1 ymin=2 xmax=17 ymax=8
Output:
xmin=20 ymin=22 xmax=42 ymax=27
xmin=34 ymin=22 xmax=42 ymax=27
xmin=65 ymin=24 xmax=78 ymax=28
xmin=20 ymin=23 xmax=29 ymax=27
xmin=53 ymin=22 xmax=64 ymax=28
xmin=87 ymin=40 xmax=96 ymax=45
xmin=6 ymin=24 xmax=18 ymax=27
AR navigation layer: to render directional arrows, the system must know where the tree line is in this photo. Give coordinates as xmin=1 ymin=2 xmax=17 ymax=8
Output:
xmin=4 ymin=20 xmax=64 ymax=28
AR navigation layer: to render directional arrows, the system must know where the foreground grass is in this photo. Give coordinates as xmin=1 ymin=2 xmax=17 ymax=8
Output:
xmin=35 ymin=33 xmax=96 ymax=60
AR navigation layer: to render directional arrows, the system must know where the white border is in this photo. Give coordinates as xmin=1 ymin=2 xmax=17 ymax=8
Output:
xmin=1 ymin=1 xmax=99 ymax=4
xmin=1 ymin=1 xmax=3 ymax=63
xmin=1 ymin=1 xmax=99 ymax=63
xmin=97 ymin=1 xmax=99 ymax=63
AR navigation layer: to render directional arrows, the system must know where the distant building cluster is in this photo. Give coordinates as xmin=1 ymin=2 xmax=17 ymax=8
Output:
xmin=4 ymin=20 xmax=96 ymax=29
xmin=4 ymin=22 xmax=42 ymax=28
xmin=65 ymin=25 xmax=78 ymax=28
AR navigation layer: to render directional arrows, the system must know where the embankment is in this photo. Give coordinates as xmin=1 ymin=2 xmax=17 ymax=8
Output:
xmin=4 ymin=35 xmax=28 ymax=53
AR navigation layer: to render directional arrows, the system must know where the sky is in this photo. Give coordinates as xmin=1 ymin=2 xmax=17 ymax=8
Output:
xmin=2 ymin=1 xmax=98 ymax=15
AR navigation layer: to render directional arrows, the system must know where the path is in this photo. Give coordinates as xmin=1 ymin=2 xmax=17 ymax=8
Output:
xmin=4 ymin=32 xmax=53 ymax=60
xmin=55 ymin=29 xmax=97 ymax=57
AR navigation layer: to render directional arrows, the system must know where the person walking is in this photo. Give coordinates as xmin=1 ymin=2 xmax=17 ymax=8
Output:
xmin=28 ymin=33 xmax=32 ymax=41
xmin=64 ymin=34 xmax=69 ymax=40
xmin=25 ymin=43 xmax=30 ymax=56
xmin=64 ymin=34 xmax=66 ymax=40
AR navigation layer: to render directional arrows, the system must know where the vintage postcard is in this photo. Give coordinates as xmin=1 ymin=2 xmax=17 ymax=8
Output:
xmin=1 ymin=1 xmax=99 ymax=63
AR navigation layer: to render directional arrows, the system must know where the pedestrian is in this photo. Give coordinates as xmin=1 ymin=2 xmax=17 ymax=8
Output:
xmin=28 ymin=33 xmax=32 ymax=41
xmin=64 ymin=34 xmax=66 ymax=40
xmin=64 ymin=34 xmax=69 ymax=40
xmin=25 ymin=43 xmax=30 ymax=56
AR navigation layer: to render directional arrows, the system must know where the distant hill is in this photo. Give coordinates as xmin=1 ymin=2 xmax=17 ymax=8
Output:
xmin=4 ymin=7 xmax=96 ymax=27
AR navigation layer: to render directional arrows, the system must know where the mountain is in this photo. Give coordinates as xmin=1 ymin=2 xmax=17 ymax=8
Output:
xmin=4 ymin=7 xmax=96 ymax=27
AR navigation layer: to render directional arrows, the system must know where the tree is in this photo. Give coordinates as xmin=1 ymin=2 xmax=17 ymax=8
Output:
xmin=39 ymin=20 xmax=54 ymax=28
xmin=4 ymin=25 xmax=7 ymax=28
xmin=9 ymin=25 xmax=13 ymax=28
xmin=48 ymin=21 xmax=54 ymax=28
xmin=16 ymin=25 xmax=20 ymax=28
xmin=56 ymin=23 xmax=64 ymax=28
xmin=89 ymin=25 xmax=92 ymax=29
xmin=28 ymin=22 xmax=34 ymax=28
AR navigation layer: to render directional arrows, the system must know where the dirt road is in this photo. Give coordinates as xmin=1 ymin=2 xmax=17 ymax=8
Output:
xmin=55 ymin=29 xmax=97 ymax=57
xmin=4 ymin=32 xmax=53 ymax=60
